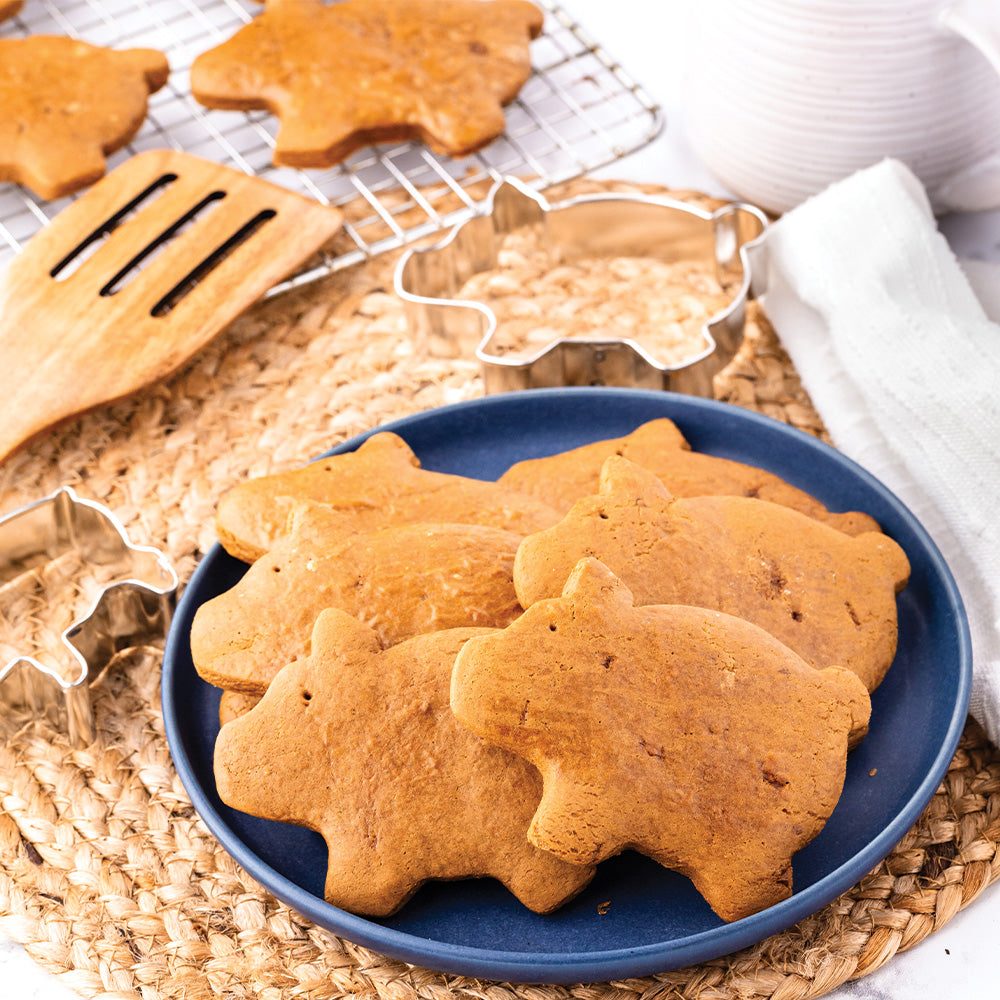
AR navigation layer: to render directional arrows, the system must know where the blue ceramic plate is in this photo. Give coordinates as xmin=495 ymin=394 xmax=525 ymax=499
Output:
xmin=162 ymin=388 xmax=971 ymax=984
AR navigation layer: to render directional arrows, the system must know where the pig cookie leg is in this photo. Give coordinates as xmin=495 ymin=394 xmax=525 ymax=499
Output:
xmin=527 ymin=779 xmax=622 ymax=867
xmin=496 ymin=852 xmax=596 ymax=914
xmin=321 ymin=835 xmax=423 ymax=917
xmin=530 ymin=777 xmax=798 ymax=921
xmin=681 ymin=849 xmax=795 ymax=923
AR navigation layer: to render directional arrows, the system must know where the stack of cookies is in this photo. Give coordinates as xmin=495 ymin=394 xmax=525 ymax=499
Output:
xmin=190 ymin=418 xmax=909 ymax=922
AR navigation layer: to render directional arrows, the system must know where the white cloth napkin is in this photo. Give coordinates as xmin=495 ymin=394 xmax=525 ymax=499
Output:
xmin=749 ymin=157 xmax=1000 ymax=744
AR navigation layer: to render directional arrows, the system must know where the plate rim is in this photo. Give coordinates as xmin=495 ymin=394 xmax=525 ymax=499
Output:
xmin=161 ymin=387 xmax=972 ymax=983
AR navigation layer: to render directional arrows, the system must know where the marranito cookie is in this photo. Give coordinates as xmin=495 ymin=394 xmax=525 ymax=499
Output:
xmin=514 ymin=456 xmax=910 ymax=690
xmin=191 ymin=0 xmax=543 ymax=167
xmin=0 ymin=1 xmax=22 ymax=23
xmin=0 ymin=36 xmax=168 ymax=199
xmin=214 ymin=609 xmax=595 ymax=916
xmin=498 ymin=418 xmax=880 ymax=535
xmin=451 ymin=558 xmax=871 ymax=922
xmin=215 ymin=431 xmax=559 ymax=563
xmin=193 ymin=504 xmax=523 ymax=695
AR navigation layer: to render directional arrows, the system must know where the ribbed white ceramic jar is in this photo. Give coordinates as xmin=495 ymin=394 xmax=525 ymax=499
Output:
xmin=683 ymin=0 xmax=1000 ymax=212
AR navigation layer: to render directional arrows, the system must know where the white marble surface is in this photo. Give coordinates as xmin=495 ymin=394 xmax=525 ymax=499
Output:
xmin=3 ymin=1 xmax=999 ymax=997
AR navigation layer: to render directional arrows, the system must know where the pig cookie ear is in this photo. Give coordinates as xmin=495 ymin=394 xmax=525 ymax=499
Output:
xmin=114 ymin=47 xmax=170 ymax=91
xmin=280 ymin=432 xmax=419 ymax=488
xmin=309 ymin=607 xmax=383 ymax=663
xmin=561 ymin=558 xmax=637 ymax=608
xmin=285 ymin=500 xmax=356 ymax=545
xmin=627 ymin=417 xmax=691 ymax=454
xmin=286 ymin=501 xmax=334 ymax=541
xmin=354 ymin=431 xmax=421 ymax=469
xmin=597 ymin=455 xmax=675 ymax=505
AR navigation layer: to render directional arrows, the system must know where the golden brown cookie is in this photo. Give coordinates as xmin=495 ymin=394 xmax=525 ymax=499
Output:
xmin=214 ymin=431 xmax=560 ymax=563
xmin=0 ymin=36 xmax=169 ymax=199
xmin=497 ymin=418 xmax=881 ymax=535
xmin=214 ymin=609 xmax=595 ymax=916
xmin=0 ymin=1 xmax=23 ymax=23
xmin=514 ymin=456 xmax=910 ymax=691
xmin=451 ymin=558 xmax=871 ymax=922
xmin=190 ymin=0 xmax=543 ymax=167
xmin=193 ymin=504 xmax=523 ymax=695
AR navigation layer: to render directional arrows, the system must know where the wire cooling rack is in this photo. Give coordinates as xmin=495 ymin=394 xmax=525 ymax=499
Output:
xmin=0 ymin=0 xmax=662 ymax=283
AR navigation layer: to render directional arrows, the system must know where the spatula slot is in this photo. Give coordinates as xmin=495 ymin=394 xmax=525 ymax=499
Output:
xmin=98 ymin=190 xmax=228 ymax=299
xmin=149 ymin=209 xmax=278 ymax=318
xmin=49 ymin=173 xmax=179 ymax=282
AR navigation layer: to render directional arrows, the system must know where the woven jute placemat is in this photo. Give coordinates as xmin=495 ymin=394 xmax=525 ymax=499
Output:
xmin=1 ymin=178 xmax=998 ymax=1000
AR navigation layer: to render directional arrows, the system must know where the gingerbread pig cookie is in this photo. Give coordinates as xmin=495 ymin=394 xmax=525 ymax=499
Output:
xmin=214 ymin=609 xmax=595 ymax=916
xmin=0 ymin=36 xmax=169 ymax=199
xmin=193 ymin=504 xmax=523 ymax=695
xmin=514 ymin=456 xmax=910 ymax=691
xmin=498 ymin=418 xmax=880 ymax=535
xmin=215 ymin=431 xmax=559 ymax=563
xmin=191 ymin=0 xmax=543 ymax=167
xmin=451 ymin=558 xmax=871 ymax=922
xmin=0 ymin=2 xmax=23 ymax=23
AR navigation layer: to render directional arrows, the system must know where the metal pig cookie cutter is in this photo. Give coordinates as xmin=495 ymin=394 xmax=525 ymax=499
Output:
xmin=0 ymin=487 xmax=177 ymax=747
xmin=395 ymin=176 xmax=769 ymax=397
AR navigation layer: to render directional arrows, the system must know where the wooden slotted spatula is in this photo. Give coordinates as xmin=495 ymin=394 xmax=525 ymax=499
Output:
xmin=0 ymin=149 xmax=344 ymax=465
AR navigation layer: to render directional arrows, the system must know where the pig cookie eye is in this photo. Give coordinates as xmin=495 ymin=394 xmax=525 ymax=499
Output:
xmin=302 ymin=689 xmax=313 ymax=703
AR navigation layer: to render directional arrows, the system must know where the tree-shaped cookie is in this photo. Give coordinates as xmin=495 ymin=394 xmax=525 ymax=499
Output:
xmin=514 ymin=456 xmax=910 ymax=690
xmin=190 ymin=0 xmax=543 ymax=166
xmin=215 ymin=431 xmax=559 ymax=562
xmin=498 ymin=417 xmax=880 ymax=534
xmin=0 ymin=36 xmax=168 ymax=199
xmin=214 ymin=609 xmax=594 ymax=915
xmin=193 ymin=503 xmax=522 ymax=695
xmin=451 ymin=558 xmax=871 ymax=921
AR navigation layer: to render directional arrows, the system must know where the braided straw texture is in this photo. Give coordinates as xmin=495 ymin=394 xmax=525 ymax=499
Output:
xmin=1 ymin=179 xmax=998 ymax=1000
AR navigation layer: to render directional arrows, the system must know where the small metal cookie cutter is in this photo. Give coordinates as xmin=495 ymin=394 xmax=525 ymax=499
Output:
xmin=0 ymin=487 xmax=177 ymax=746
xmin=395 ymin=176 xmax=768 ymax=397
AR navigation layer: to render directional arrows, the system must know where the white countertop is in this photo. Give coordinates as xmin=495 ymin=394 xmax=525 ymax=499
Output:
xmin=3 ymin=2 xmax=998 ymax=997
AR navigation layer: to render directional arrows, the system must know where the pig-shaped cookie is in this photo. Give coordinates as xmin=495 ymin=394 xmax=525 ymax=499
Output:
xmin=451 ymin=558 xmax=871 ymax=922
xmin=0 ymin=36 xmax=169 ymax=200
xmin=498 ymin=418 xmax=880 ymax=534
xmin=514 ymin=456 xmax=910 ymax=691
xmin=193 ymin=504 xmax=523 ymax=695
xmin=215 ymin=431 xmax=559 ymax=563
xmin=190 ymin=0 xmax=543 ymax=167
xmin=214 ymin=609 xmax=594 ymax=916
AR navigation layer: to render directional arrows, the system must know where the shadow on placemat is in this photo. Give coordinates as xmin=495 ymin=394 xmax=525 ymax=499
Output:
xmin=1 ymin=179 xmax=997 ymax=1000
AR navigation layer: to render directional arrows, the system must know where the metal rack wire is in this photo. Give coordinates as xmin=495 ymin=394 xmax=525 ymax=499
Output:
xmin=0 ymin=0 xmax=663 ymax=283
